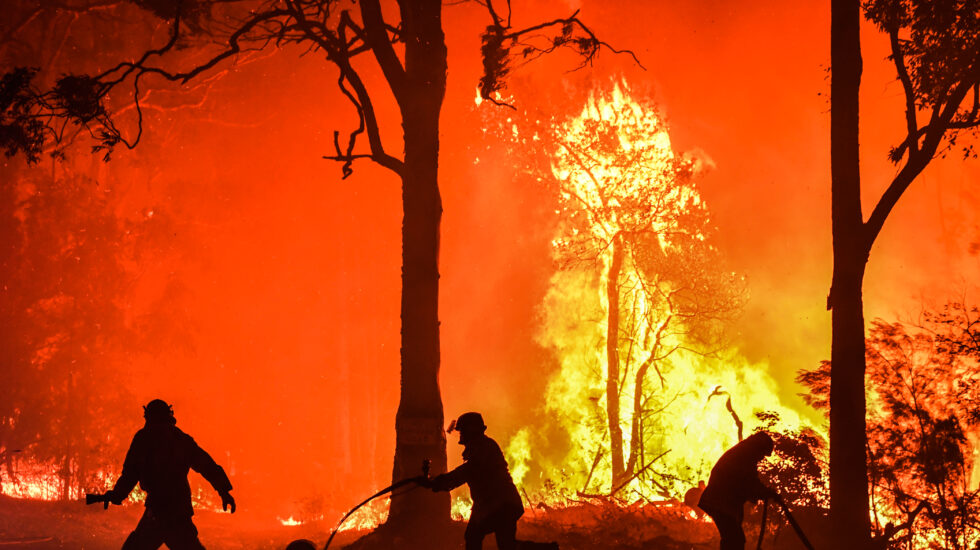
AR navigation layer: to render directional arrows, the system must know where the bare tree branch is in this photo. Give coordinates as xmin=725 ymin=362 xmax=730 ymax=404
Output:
xmin=355 ymin=1 xmax=407 ymax=101
xmin=503 ymin=10 xmax=645 ymax=70
xmin=865 ymin=70 xmax=979 ymax=248
xmin=888 ymin=26 xmax=919 ymax=159
xmin=476 ymin=7 xmax=643 ymax=107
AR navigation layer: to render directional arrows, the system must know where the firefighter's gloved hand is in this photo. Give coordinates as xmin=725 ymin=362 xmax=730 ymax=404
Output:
xmin=220 ymin=491 xmax=236 ymax=513
xmin=427 ymin=474 xmax=451 ymax=492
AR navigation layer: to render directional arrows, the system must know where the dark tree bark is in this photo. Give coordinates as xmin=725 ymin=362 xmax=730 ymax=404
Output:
xmin=605 ymin=232 xmax=626 ymax=489
xmin=387 ymin=0 xmax=451 ymax=526
xmin=829 ymin=0 xmax=872 ymax=547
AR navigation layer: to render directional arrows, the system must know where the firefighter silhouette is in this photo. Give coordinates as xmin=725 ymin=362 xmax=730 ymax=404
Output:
xmin=425 ymin=412 xmax=557 ymax=550
xmin=698 ymin=432 xmax=777 ymax=550
xmin=104 ymin=399 xmax=235 ymax=550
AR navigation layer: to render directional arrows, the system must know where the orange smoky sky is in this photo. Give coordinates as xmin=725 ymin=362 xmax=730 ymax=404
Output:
xmin=4 ymin=0 xmax=980 ymax=521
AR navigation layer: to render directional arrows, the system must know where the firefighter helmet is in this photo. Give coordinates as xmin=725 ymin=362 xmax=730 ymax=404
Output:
xmin=448 ymin=412 xmax=486 ymax=434
xmin=143 ymin=399 xmax=176 ymax=425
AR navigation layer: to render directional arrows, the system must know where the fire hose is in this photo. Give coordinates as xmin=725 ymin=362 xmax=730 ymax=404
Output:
xmin=322 ymin=459 xmax=432 ymax=550
xmin=756 ymin=494 xmax=816 ymax=550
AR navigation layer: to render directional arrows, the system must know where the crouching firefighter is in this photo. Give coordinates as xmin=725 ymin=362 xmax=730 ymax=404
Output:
xmin=96 ymin=399 xmax=236 ymax=550
xmin=698 ymin=432 xmax=777 ymax=550
xmin=422 ymin=412 xmax=557 ymax=550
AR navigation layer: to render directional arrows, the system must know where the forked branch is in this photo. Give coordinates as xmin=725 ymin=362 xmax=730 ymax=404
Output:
xmin=478 ymin=6 xmax=643 ymax=106
xmin=4 ymin=0 xmax=404 ymax=177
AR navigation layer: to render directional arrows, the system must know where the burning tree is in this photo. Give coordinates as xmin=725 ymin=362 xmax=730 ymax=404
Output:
xmin=529 ymin=85 xmax=747 ymax=498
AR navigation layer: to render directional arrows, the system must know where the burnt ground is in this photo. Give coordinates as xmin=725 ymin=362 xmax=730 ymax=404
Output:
xmin=0 ymin=495 xmax=821 ymax=549
xmin=0 ymin=495 xmax=346 ymax=549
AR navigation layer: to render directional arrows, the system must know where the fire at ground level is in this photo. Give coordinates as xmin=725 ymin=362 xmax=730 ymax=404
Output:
xmin=0 ymin=493 xmax=834 ymax=550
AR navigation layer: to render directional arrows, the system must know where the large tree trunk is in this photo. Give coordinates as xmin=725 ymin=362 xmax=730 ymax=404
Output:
xmin=606 ymin=233 xmax=626 ymax=490
xmin=387 ymin=0 xmax=451 ymax=529
xmin=830 ymin=0 xmax=872 ymax=547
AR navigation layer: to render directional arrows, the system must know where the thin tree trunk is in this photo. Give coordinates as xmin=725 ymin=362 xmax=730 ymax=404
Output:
xmin=830 ymin=0 xmax=872 ymax=547
xmin=61 ymin=444 xmax=72 ymax=501
xmin=626 ymin=313 xmax=671 ymax=476
xmin=62 ymin=369 xmax=73 ymax=501
xmin=626 ymin=354 xmax=652 ymax=477
xmin=387 ymin=0 xmax=451 ymax=527
xmin=606 ymin=233 xmax=626 ymax=490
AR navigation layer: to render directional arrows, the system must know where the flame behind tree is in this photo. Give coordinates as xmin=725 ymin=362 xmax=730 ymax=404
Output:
xmin=520 ymin=85 xmax=765 ymax=498
xmin=799 ymin=310 xmax=980 ymax=549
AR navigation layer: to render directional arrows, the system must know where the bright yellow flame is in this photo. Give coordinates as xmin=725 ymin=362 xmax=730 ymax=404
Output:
xmin=505 ymin=427 xmax=533 ymax=489
xmin=451 ymin=494 xmax=473 ymax=521
xmin=551 ymin=83 xmax=701 ymax=254
xmin=0 ymin=470 xmax=68 ymax=500
xmin=338 ymin=497 xmax=388 ymax=532
xmin=509 ymin=82 xmax=819 ymax=503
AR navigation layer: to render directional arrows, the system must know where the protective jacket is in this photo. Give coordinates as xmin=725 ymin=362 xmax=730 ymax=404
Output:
xmin=698 ymin=438 xmax=770 ymax=520
xmin=431 ymin=434 xmax=524 ymax=523
xmin=111 ymin=422 xmax=232 ymax=519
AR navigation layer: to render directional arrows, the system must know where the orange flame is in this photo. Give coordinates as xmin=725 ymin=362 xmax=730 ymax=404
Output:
xmin=507 ymin=82 xmax=820 ymax=503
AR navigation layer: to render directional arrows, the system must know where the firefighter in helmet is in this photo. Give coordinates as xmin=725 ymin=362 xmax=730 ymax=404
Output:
xmin=698 ymin=432 xmax=778 ymax=550
xmin=102 ymin=399 xmax=236 ymax=550
xmin=424 ymin=412 xmax=552 ymax=550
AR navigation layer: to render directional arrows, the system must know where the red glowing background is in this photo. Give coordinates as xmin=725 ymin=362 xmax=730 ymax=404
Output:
xmin=2 ymin=0 xmax=979 ymax=526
